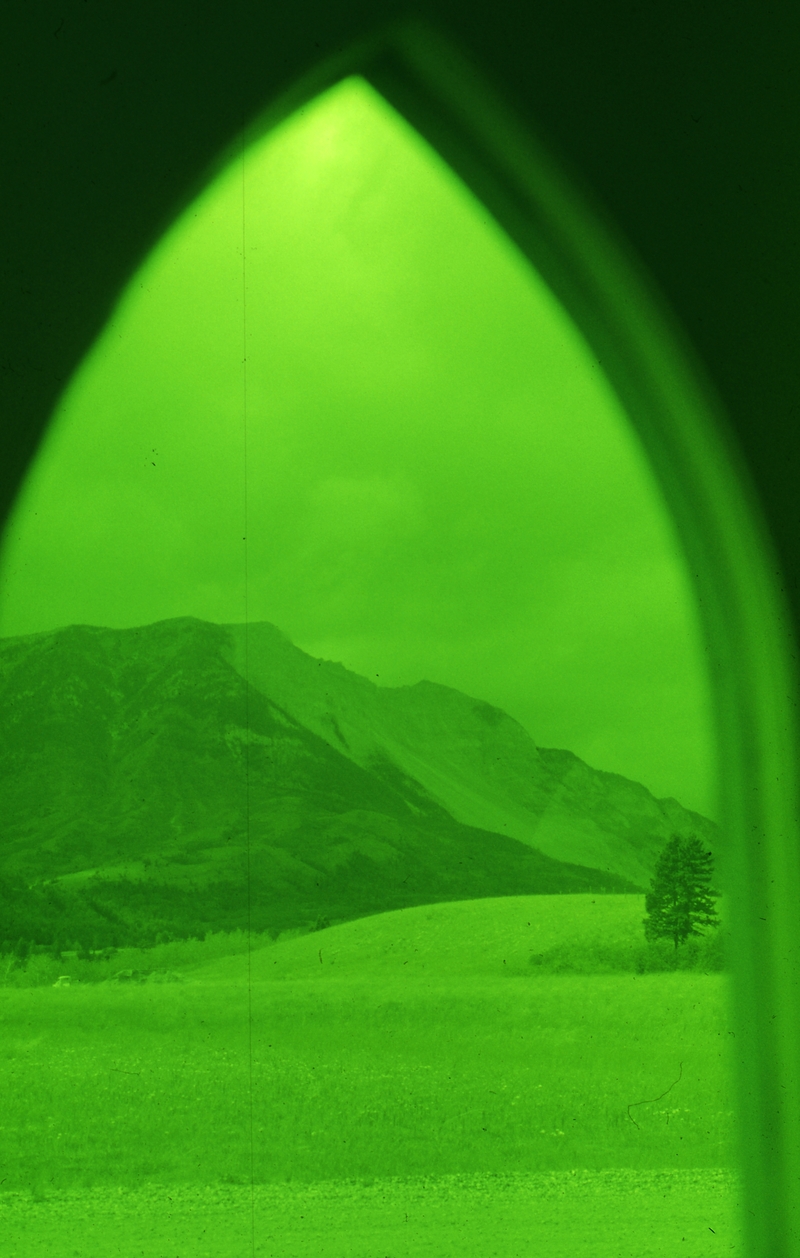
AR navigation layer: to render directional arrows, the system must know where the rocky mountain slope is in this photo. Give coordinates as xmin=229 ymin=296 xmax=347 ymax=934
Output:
xmin=224 ymin=620 xmax=720 ymax=890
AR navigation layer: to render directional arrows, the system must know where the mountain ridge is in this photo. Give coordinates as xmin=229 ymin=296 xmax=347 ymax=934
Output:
xmin=221 ymin=619 xmax=720 ymax=889
xmin=0 ymin=616 xmax=721 ymax=947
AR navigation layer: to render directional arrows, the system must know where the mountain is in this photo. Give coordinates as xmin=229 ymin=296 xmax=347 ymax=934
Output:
xmin=222 ymin=621 xmax=720 ymax=889
xmin=0 ymin=617 xmax=720 ymax=948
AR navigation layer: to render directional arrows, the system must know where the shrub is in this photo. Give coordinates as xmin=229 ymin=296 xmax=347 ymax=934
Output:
xmin=528 ymin=928 xmax=728 ymax=975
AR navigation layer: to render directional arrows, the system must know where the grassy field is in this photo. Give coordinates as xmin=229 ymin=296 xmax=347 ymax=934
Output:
xmin=192 ymin=892 xmax=729 ymax=985
xmin=1 ymin=891 xmax=729 ymax=988
xmin=1 ymin=1170 xmax=744 ymax=1257
xmin=0 ymin=895 xmax=743 ymax=1255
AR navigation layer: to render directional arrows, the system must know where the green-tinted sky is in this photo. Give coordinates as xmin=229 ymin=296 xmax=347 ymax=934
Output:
xmin=0 ymin=77 xmax=715 ymax=816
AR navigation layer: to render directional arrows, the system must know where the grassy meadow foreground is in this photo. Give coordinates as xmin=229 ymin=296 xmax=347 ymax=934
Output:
xmin=0 ymin=895 xmax=743 ymax=1256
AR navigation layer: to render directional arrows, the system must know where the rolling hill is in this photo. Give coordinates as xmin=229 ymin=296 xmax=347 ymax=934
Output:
xmin=191 ymin=893 xmax=652 ymax=986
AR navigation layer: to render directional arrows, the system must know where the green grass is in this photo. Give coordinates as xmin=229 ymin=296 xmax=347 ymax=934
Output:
xmin=0 ymin=974 xmax=737 ymax=1188
xmin=0 ymin=897 xmax=738 ymax=1194
xmin=0 ymin=895 xmax=743 ymax=1255
xmin=1 ymin=1169 xmax=744 ymax=1257
xmin=190 ymin=892 xmax=729 ymax=985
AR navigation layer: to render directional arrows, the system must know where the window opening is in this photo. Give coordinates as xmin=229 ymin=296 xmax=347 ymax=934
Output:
xmin=0 ymin=72 xmax=748 ymax=1255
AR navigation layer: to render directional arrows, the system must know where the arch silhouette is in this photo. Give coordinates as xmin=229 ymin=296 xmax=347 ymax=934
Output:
xmin=1 ymin=10 xmax=798 ymax=1255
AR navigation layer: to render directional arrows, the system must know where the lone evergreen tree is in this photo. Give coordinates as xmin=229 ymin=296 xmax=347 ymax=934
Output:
xmin=644 ymin=834 xmax=720 ymax=951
